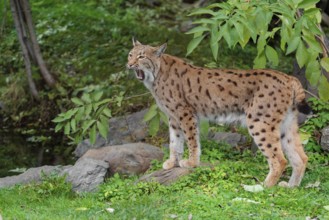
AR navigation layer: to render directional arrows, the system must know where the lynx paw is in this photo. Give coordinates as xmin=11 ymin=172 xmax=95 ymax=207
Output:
xmin=163 ymin=159 xmax=176 ymax=170
xmin=179 ymin=159 xmax=199 ymax=168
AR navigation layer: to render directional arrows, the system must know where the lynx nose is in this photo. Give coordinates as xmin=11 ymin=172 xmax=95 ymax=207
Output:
xmin=127 ymin=63 xmax=138 ymax=69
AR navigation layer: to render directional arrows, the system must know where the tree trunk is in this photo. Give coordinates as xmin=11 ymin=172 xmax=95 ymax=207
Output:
xmin=21 ymin=0 xmax=56 ymax=87
xmin=9 ymin=0 xmax=39 ymax=100
xmin=9 ymin=0 xmax=56 ymax=100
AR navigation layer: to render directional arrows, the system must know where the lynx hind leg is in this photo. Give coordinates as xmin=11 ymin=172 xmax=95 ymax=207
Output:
xmin=280 ymin=109 xmax=308 ymax=187
xmin=163 ymin=118 xmax=184 ymax=170
xmin=247 ymin=118 xmax=287 ymax=187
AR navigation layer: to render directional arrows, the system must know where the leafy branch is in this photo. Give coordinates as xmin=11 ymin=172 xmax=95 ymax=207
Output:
xmin=53 ymin=91 xmax=124 ymax=145
xmin=186 ymin=0 xmax=329 ymax=101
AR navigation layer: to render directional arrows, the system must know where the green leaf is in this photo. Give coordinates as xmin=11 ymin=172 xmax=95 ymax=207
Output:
xmin=85 ymin=104 xmax=92 ymax=116
xmin=64 ymin=123 xmax=71 ymax=135
xmin=210 ymin=41 xmax=219 ymax=61
xmin=303 ymin=34 xmax=322 ymax=54
xmin=100 ymin=115 xmax=109 ymax=127
xmin=92 ymin=91 xmax=103 ymax=102
xmin=320 ymin=57 xmax=329 ymax=72
xmin=189 ymin=8 xmax=216 ymax=16
xmin=185 ymin=26 xmax=210 ymax=35
xmin=298 ymin=0 xmax=320 ymax=9
xmin=229 ymin=28 xmax=240 ymax=47
xmin=318 ymin=75 xmax=329 ymax=101
xmin=148 ymin=114 xmax=160 ymax=137
xmin=255 ymin=8 xmax=266 ymax=32
xmin=144 ymin=104 xmax=158 ymax=122
xmin=256 ymin=35 xmax=266 ymax=54
xmin=233 ymin=22 xmax=244 ymax=42
xmin=89 ymin=124 xmax=97 ymax=144
xmin=280 ymin=25 xmax=289 ymax=51
xmin=159 ymin=111 xmax=168 ymax=126
xmin=238 ymin=18 xmax=257 ymax=43
xmin=82 ymin=120 xmax=96 ymax=134
xmin=265 ymin=45 xmax=279 ymax=66
xmin=253 ymin=51 xmax=266 ymax=69
xmin=54 ymin=123 xmax=63 ymax=133
xmin=102 ymin=107 xmax=112 ymax=118
xmin=81 ymin=93 xmax=91 ymax=104
xmin=192 ymin=18 xmax=217 ymax=25
xmin=71 ymin=97 xmax=84 ymax=106
xmin=305 ymin=60 xmax=321 ymax=86
xmin=222 ymin=23 xmax=232 ymax=47
xmin=71 ymin=118 xmax=76 ymax=132
xmin=286 ymin=36 xmax=300 ymax=55
xmin=186 ymin=35 xmax=205 ymax=56
xmin=97 ymin=121 xmax=108 ymax=139
xmin=95 ymin=98 xmax=112 ymax=106
xmin=296 ymin=41 xmax=308 ymax=67
xmin=75 ymin=107 xmax=85 ymax=121
xmin=305 ymin=18 xmax=322 ymax=35
xmin=52 ymin=116 xmax=67 ymax=123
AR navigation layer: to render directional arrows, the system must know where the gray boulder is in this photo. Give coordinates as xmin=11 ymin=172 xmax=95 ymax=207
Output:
xmin=74 ymin=109 xmax=148 ymax=157
xmin=0 ymin=159 xmax=108 ymax=193
xmin=63 ymin=158 xmax=109 ymax=193
xmin=209 ymin=131 xmax=247 ymax=147
xmin=0 ymin=165 xmax=70 ymax=188
xmin=321 ymin=126 xmax=329 ymax=151
xmin=82 ymin=142 xmax=164 ymax=176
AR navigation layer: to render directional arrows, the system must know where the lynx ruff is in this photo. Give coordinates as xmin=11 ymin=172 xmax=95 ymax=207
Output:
xmin=127 ymin=39 xmax=312 ymax=187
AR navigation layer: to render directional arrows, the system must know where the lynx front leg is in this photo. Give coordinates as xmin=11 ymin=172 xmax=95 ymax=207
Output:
xmin=163 ymin=118 xmax=184 ymax=169
xmin=175 ymin=108 xmax=200 ymax=168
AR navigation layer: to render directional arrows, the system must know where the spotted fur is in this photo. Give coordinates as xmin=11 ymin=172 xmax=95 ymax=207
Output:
xmin=127 ymin=39 xmax=310 ymax=187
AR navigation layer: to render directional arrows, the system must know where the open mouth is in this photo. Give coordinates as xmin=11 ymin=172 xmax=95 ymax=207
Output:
xmin=135 ymin=69 xmax=145 ymax=81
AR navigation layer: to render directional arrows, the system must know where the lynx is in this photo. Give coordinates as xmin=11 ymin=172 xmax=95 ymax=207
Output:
xmin=127 ymin=39 xmax=311 ymax=187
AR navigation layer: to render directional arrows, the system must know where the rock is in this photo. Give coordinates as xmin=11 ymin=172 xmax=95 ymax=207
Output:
xmin=82 ymin=142 xmax=164 ymax=176
xmin=0 ymin=165 xmax=70 ymax=188
xmin=298 ymin=112 xmax=309 ymax=125
xmin=139 ymin=167 xmax=192 ymax=185
xmin=74 ymin=109 xmax=148 ymax=157
xmin=63 ymin=158 xmax=109 ymax=193
xmin=209 ymin=131 xmax=247 ymax=147
xmin=321 ymin=126 xmax=329 ymax=151
xmin=0 ymin=159 xmax=108 ymax=193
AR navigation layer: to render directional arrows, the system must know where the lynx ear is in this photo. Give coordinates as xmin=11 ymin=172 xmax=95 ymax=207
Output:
xmin=154 ymin=43 xmax=167 ymax=57
xmin=132 ymin=37 xmax=142 ymax=46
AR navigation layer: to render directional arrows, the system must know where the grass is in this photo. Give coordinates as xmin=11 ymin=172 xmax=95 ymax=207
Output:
xmin=1 ymin=140 xmax=329 ymax=220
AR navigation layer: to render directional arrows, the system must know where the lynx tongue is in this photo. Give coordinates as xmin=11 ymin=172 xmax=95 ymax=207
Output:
xmin=135 ymin=69 xmax=145 ymax=80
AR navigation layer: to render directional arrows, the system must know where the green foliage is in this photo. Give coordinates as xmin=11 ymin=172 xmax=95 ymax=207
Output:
xmin=143 ymin=103 xmax=168 ymax=136
xmin=1 ymin=139 xmax=329 ymax=219
xmin=0 ymin=0 xmax=193 ymax=172
xmin=53 ymin=90 xmax=124 ymax=144
xmin=187 ymin=0 xmax=329 ymax=101
xmin=300 ymin=97 xmax=329 ymax=152
xmin=18 ymin=172 xmax=74 ymax=201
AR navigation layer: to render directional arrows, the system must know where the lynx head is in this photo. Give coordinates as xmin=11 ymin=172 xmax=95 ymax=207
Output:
xmin=127 ymin=38 xmax=167 ymax=85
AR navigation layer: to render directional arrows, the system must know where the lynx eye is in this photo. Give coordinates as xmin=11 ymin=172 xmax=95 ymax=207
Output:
xmin=128 ymin=53 xmax=132 ymax=57
xmin=137 ymin=55 xmax=145 ymax=59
